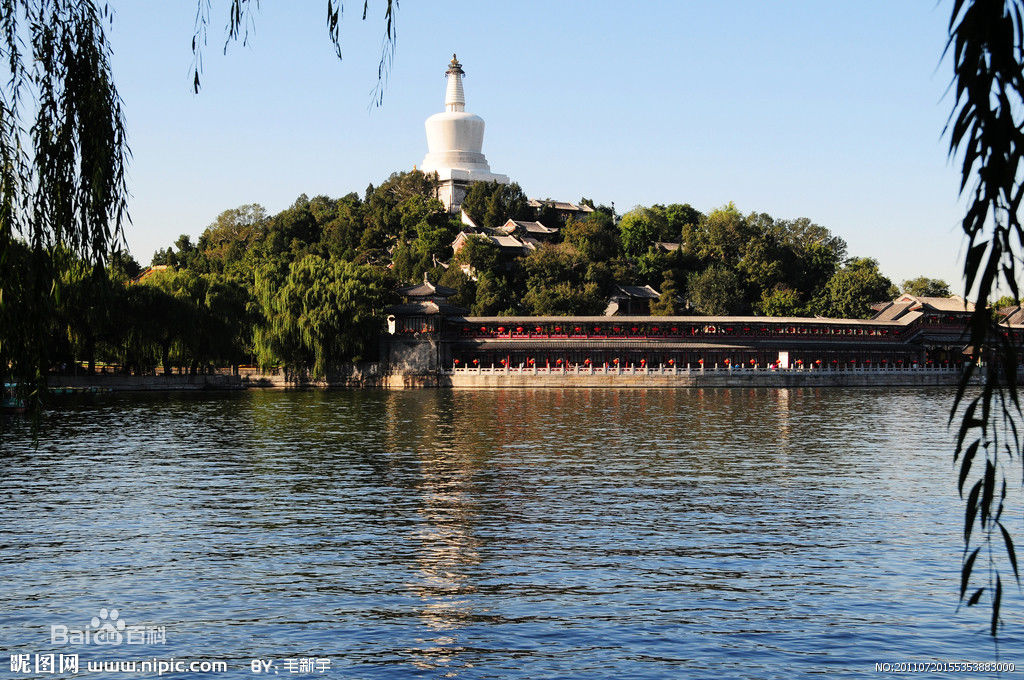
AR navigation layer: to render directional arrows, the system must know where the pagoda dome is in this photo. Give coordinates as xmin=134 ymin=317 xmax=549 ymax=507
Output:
xmin=422 ymin=55 xmax=494 ymax=175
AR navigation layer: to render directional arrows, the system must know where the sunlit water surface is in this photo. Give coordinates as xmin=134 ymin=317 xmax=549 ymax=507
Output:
xmin=1 ymin=388 xmax=1020 ymax=679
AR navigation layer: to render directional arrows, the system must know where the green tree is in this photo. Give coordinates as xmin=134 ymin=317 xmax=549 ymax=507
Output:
xmin=520 ymin=245 xmax=605 ymax=315
xmin=460 ymin=181 xmax=530 ymax=229
xmin=471 ymin=273 xmax=515 ymax=316
xmin=56 ymin=256 xmax=115 ymax=374
xmin=0 ymin=1 xmax=129 ymax=401
xmin=663 ymin=203 xmax=703 ymax=237
xmin=992 ymin=295 xmax=1018 ymax=311
xmin=815 ymin=258 xmax=896 ymax=319
xmin=772 ymin=216 xmax=847 ymax=295
xmin=254 ymin=255 xmax=392 ymax=376
xmin=320 ymin=193 xmax=366 ymax=261
xmin=562 ymin=211 xmax=621 ymax=262
xmin=900 ymin=276 xmax=951 ymax=297
xmin=757 ymin=286 xmax=804 ymax=317
xmin=198 ymin=204 xmax=268 ymax=273
xmin=650 ymin=271 xmax=682 ymax=316
xmin=618 ymin=207 xmax=667 ymax=257
xmin=452 ymin=235 xmax=502 ymax=278
xmin=437 ymin=266 xmax=477 ymax=310
xmin=360 ymin=171 xmax=441 ymax=261
xmin=682 ymin=203 xmax=750 ymax=266
xmin=687 ymin=266 xmax=745 ymax=315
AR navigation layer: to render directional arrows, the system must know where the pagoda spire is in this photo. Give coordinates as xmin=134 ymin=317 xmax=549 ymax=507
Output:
xmin=444 ymin=54 xmax=465 ymax=112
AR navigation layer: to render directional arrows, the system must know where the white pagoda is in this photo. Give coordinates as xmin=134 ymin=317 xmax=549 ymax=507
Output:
xmin=421 ymin=55 xmax=509 ymax=212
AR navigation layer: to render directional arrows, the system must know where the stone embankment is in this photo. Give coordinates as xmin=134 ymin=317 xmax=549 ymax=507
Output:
xmin=54 ymin=374 xmax=244 ymax=391
xmin=417 ymin=365 xmax=982 ymax=389
xmin=51 ymin=365 xmax=386 ymax=392
xmin=51 ymin=365 xmax=981 ymax=392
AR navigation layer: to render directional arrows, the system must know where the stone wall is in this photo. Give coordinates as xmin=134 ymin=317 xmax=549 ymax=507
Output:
xmin=239 ymin=364 xmax=387 ymax=389
xmin=54 ymin=374 xmax=244 ymax=391
xmin=51 ymin=366 xmax=983 ymax=392
xmin=433 ymin=366 xmax=981 ymax=389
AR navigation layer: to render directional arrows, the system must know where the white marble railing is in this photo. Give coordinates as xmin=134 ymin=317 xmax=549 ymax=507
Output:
xmin=446 ymin=364 xmax=966 ymax=376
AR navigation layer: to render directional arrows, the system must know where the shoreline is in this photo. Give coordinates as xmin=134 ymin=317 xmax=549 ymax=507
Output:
xmin=47 ymin=366 xmax=982 ymax=392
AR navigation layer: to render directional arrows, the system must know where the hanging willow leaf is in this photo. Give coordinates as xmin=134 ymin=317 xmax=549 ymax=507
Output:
xmin=0 ymin=0 xmax=129 ymax=410
xmin=191 ymin=0 xmax=397 ymax=106
xmin=948 ymin=0 xmax=1024 ymax=637
xmin=962 ymin=546 xmax=981 ymax=599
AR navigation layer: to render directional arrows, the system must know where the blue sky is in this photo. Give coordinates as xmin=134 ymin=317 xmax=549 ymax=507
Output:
xmin=107 ymin=1 xmax=964 ymax=288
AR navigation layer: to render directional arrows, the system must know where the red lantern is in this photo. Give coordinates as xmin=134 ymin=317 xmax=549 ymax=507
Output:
xmin=640 ymin=358 xmax=646 ymax=366
xmin=454 ymin=359 xmax=460 ymax=365
xmin=480 ymin=326 xmax=487 ymax=332
xmin=516 ymin=327 xmax=523 ymax=333
xmin=473 ymin=358 xmax=479 ymax=364
xmin=815 ymin=359 xmax=821 ymax=365
xmin=698 ymin=358 xmax=704 ymax=365
xmin=555 ymin=327 xmax=562 ymax=333
xmin=535 ymin=326 xmax=542 ymax=333
xmin=574 ymin=327 xmax=582 ymax=333
xmin=500 ymin=358 xmax=507 ymax=366
xmin=613 ymin=358 xmax=620 ymax=365
xmin=584 ymin=358 xmax=592 ymax=365
xmin=498 ymin=326 xmax=505 ymax=333
xmin=750 ymin=359 xmax=756 ymax=365
xmin=668 ymin=359 xmax=675 ymax=365
xmin=556 ymin=358 xmax=563 ymax=364
xmin=724 ymin=358 xmax=730 ymax=365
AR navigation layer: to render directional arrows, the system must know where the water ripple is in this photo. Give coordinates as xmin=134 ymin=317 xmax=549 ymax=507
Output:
xmin=0 ymin=387 xmax=1019 ymax=679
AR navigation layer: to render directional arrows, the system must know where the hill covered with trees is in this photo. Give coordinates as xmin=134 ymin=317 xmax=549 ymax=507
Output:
xmin=32 ymin=169 xmax=951 ymax=377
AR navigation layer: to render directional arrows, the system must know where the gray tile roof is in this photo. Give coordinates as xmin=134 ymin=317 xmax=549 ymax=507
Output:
xmin=614 ymin=284 xmax=661 ymax=299
xmin=527 ymin=199 xmax=595 ymax=213
xmin=397 ymin=277 xmax=457 ymax=299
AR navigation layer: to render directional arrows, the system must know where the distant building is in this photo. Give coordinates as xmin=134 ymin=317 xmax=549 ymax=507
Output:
xmin=494 ymin=219 xmax=559 ymax=241
xmin=998 ymin=304 xmax=1024 ymax=326
xmin=421 ymin=55 xmax=509 ymax=213
xmin=604 ymin=285 xmax=661 ymax=316
xmin=527 ymin=199 xmax=594 ymax=224
xmin=386 ymin=275 xmax=464 ymax=336
xmin=451 ymin=231 xmax=536 ymax=259
xmin=870 ymin=293 xmax=974 ymax=322
xmin=131 ymin=265 xmax=170 ymax=284
xmin=384 ymin=293 xmax=1004 ymax=373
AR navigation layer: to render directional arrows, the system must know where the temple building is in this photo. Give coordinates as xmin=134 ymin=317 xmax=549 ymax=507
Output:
xmin=421 ymin=55 xmax=509 ymax=212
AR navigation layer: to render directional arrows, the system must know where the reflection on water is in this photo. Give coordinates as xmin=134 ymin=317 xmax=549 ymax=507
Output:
xmin=0 ymin=387 xmax=1020 ymax=679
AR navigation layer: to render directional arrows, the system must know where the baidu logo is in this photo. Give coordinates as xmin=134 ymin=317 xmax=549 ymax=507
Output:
xmin=51 ymin=608 xmax=165 ymax=646
xmin=89 ymin=608 xmax=125 ymax=644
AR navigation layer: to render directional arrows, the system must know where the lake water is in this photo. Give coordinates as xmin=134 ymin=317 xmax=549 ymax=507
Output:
xmin=0 ymin=387 xmax=1020 ymax=679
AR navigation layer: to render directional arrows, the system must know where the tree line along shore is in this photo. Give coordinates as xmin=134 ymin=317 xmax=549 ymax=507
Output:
xmin=6 ymin=170 xmax=964 ymax=380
